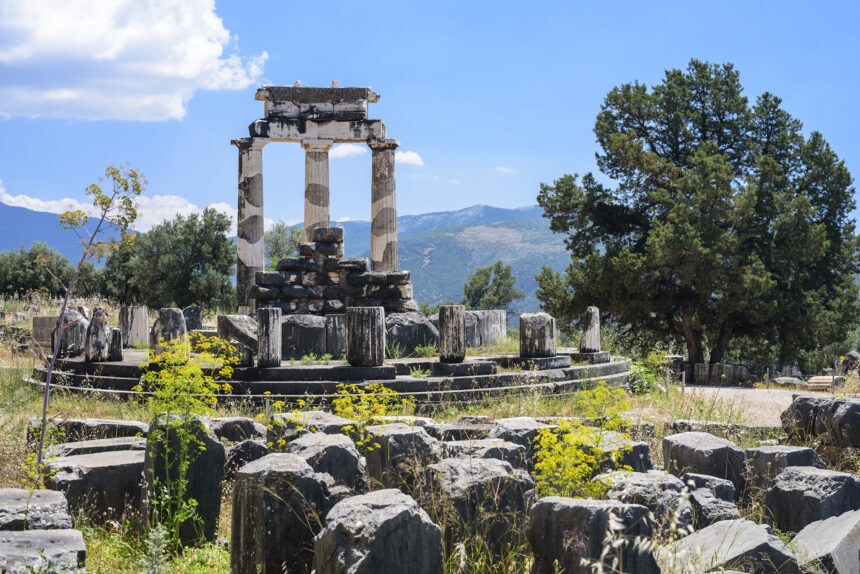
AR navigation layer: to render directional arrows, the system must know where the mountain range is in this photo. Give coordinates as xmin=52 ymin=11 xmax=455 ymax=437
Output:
xmin=0 ymin=202 xmax=569 ymax=313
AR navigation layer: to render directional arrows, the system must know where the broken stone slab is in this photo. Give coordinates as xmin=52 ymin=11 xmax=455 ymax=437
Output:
xmin=439 ymin=438 xmax=527 ymax=468
xmin=745 ymin=445 xmax=826 ymax=485
xmin=780 ymin=396 xmax=860 ymax=447
xmin=149 ymin=307 xmax=187 ymax=353
xmin=487 ymin=417 xmax=546 ymax=461
xmin=108 ymin=327 xmax=123 ymax=361
xmin=792 ymin=508 xmax=860 ymax=574
xmin=267 ymin=410 xmax=354 ymax=447
xmin=365 ymin=423 xmax=439 ymax=488
xmin=281 ymin=313 xmax=326 ymax=359
xmin=46 ymin=436 xmax=146 ymax=458
xmin=519 ymin=312 xmax=556 ymax=358
xmin=597 ymin=470 xmax=692 ymax=529
xmin=182 ymin=305 xmax=203 ymax=331
xmin=662 ymin=431 xmax=745 ymax=493
xmin=426 ymin=419 xmax=494 ymax=441
xmin=580 ymin=306 xmax=601 ymax=353
xmin=28 ymin=417 xmax=148 ymax=444
xmin=284 ymin=432 xmax=367 ymax=492
xmin=664 ymin=419 xmax=782 ymax=439
xmin=118 ymin=305 xmax=148 ymax=348
xmin=209 ymin=416 xmax=267 ymax=443
xmin=324 ymin=313 xmax=345 ymax=357
xmin=311 ymin=226 xmax=344 ymax=244
xmin=766 ymin=466 xmax=860 ymax=532
xmin=0 ymin=529 xmax=86 ymax=574
xmin=217 ymin=314 xmax=258 ymax=353
xmin=313 ymin=489 xmax=444 ymax=574
xmin=527 ymin=497 xmax=658 ymax=574
xmin=596 ymin=430 xmax=653 ymax=472
xmin=84 ymin=308 xmax=111 ymax=362
xmin=232 ymin=453 xmax=340 ymax=574
xmin=224 ymin=439 xmax=268 ymax=480
xmin=46 ymin=450 xmax=145 ymax=522
xmin=663 ymin=519 xmax=798 ymax=574
xmin=0 ymin=488 xmax=72 ymax=530
xmin=680 ymin=472 xmax=735 ymax=501
xmin=466 ymin=309 xmax=506 ymax=348
xmin=52 ymin=308 xmax=88 ymax=358
xmin=142 ymin=416 xmax=225 ymax=544
xmin=688 ymin=488 xmax=740 ymax=528
xmin=385 ymin=312 xmax=438 ymax=356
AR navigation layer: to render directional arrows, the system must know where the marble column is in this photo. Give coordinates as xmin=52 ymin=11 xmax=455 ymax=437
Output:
xmin=232 ymin=137 xmax=268 ymax=312
xmin=302 ymin=139 xmax=333 ymax=241
xmin=369 ymin=139 xmax=399 ymax=271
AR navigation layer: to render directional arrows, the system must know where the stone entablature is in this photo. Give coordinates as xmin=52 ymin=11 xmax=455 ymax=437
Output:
xmin=251 ymin=227 xmax=417 ymax=316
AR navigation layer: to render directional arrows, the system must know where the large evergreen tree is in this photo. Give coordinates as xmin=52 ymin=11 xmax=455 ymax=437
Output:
xmin=462 ymin=260 xmax=525 ymax=311
xmin=537 ymin=60 xmax=859 ymax=364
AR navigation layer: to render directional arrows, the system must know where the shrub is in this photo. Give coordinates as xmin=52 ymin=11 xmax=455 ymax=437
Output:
xmin=332 ymin=383 xmax=415 ymax=453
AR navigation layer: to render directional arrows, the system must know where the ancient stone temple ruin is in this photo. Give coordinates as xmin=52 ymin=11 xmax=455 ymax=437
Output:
xmin=232 ymin=83 xmax=405 ymax=312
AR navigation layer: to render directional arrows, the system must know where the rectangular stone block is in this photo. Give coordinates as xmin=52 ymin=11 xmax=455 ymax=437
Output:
xmin=367 ymin=285 xmax=413 ymax=299
xmin=325 ymin=314 xmax=346 ymax=357
xmin=323 ymin=257 xmax=368 ymax=272
xmin=256 ymin=271 xmax=286 ymax=286
xmin=346 ymin=271 xmax=388 ymax=286
xmin=385 ymin=270 xmax=411 ymax=285
xmin=0 ymin=529 xmax=86 ymax=573
xmin=32 ymin=316 xmax=58 ymax=345
xmin=311 ymin=227 xmax=344 ymax=243
xmin=277 ymin=258 xmax=319 ymax=272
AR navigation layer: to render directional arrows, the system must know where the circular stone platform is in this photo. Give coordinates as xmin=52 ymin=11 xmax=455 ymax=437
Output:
xmin=32 ymin=349 xmax=631 ymax=405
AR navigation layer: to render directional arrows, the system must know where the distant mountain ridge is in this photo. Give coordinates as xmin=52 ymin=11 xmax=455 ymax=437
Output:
xmin=0 ymin=201 xmax=567 ymax=312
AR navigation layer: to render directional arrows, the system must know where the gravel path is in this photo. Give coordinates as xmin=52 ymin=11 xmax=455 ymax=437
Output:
xmin=679 ymin=385 xmax=831 ymax=425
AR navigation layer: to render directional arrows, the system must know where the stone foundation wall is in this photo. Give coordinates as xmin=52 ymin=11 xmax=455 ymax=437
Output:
xmin=249 ymin=227 xmax=417 ymax=316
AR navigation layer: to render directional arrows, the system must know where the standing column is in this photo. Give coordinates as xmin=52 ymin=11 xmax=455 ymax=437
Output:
xmin=369 ymin=139 xmax=400 ymax=271
xmin=232 ymin=137 xmax=268 ymax=312
xmin=302 ymin=139 xmax=333 ymax=241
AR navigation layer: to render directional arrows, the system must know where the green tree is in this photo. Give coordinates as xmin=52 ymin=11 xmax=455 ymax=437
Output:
xmin=461 ymin=260 xmax=525 ymax=311
xmin=537 ymin=59 xmax=859 ymax=365
xmin=264 ymin=220 xmax=304 ymax=270
xmin=0 ymin=242 xmax=98 ymax=298
xmin=107 ymin=208 xmax=235 ymax=311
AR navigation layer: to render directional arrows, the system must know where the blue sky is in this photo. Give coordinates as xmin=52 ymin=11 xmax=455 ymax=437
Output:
xmin=0 ymin=0 xmax=858 ymax=231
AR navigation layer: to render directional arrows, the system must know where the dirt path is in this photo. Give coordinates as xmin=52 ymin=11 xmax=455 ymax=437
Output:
xmin=678 ymin=386 xmax=831 ymax=425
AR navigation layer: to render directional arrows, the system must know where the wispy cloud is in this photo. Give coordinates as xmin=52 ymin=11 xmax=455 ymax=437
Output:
xmin=330 ymin=144 xmax=368 ymax=159
xmin=496 ymin=166 xmax=516 ymax=174
xmin=448 ymin=179 xmax=461 ymax=185
xmin=395 ymin=150 xmax=424 ymax=166
xmin=0 ymin=0 xmax=267 ymax=120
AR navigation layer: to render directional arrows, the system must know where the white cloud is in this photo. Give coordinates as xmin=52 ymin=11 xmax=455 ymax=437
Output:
xmin=496 ymin=167 xmax=516 ymax=174
xmin=448 ymin=179 xmax=461 ymax=185
xmin=335 ymin=216 xmax=354 ymax=222
xmin=395 ymin=150 xmax=424 ymax=166
xmin=0 ymin=0 xmax=267 ymax=120
xmin=330 ymin=144 xmax=368 ymax=159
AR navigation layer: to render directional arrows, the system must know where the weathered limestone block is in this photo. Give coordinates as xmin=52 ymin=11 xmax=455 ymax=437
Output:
xmin=311 ymin=226 xmax=344 ymax=244
xmin=284 ymin=432 xmax=367 ymax=492
xmin=792 ymin=508 xmax=860 ymax=574
xmin=278 ymin=257 xmax=320 ymax=273
xmin=84 ymin=308 xmax=111 ymax=362
xmin=182 ymin=305 xmax=203 ymax=331
xmin=256 ymin=307 xmax=281 ymax=367
xmin=73 ymin=306 xmax=92 ymax=321
xmin=108 ymin=327 xmax=123 ymax=361
xmin=662 ymin=431 xmax=745 ymax=492
xmin=580 ymin=305 xmax=601 ymax=353
xmin=225 ymin=439 xmax=268 ymax=480
xmin=781 ymin=396 xmax=829 ymax=439
xmin=313 ymin=489 xmax=444 ymax=574
xmin=527 ymin=497 xmax=658 ymax=574
xmin=267 ymin=411 xmax=354 ymax=447
xmin=385 ymin=312 xmax=438 ymax=356
xmin=281 ymin=313 xmax=326 ymax=359
xmin=0 ymin=529 xmax=86 ymax=574
xmin=439 ymin=438 xmax=527 ymax=468
xmin=766 ymin=466 xmax=860 ymax=532
xmin=745 ymin=445 xmax=826 ymax=485
xmin=119 ymin=305 xmax=148 ymax=348
xmin=209 ymin=417 xmax=267 ymax=443
xmin=346 ymin=307 xmax=386 ymax=367
xmin=365 ymin=423 xmax=438 ymax=488
xmin=680 ymin=472 xmax=735 ymax=501
xmin=467 ymin=309 xmax=506 ymax=348
xmin=439 ymin=305 xmax=466 ymax=363
xmin=52 ymin=308 xmax=88 ymax=358
xmin=596 ymin=430 xmax=653 ymax=472
xmin=664 ymin=519 xmax=798 ymax=574
xmin=46 ymin=450 xmax=145 ymax=522
xmin=46 ymin=436 xmax=146 ymax=458
xmin=488 ymin=417 xmax=545 ymax=461
xmin=325 ymin=313 xmax=345 ymax=357
xmin=229 ymin=339 xmax=255 ymax=367
xmin=217 ymin=314 xmax=257 ymax=352
xmin=519 ymin=312 xmax=556 ymax=358
xmin=427 ymin=418 xmax=494 ymax=441
xmin=0 ymin=489 xmax=72 ymax=530
xmin=842 ymin=350 xmax=860 ymax=374
xmin=142 ymin=416 xmax=225 ymax=544
xmin=149 ymin=307 xmax=187 ymax=353
xmin=232 ymin=453 xmax=338 ymax=574
xmin=597 ymin=470 xmax=692 ymax=528
xmin=28 ymin=417 xmax=148 ymax=444
xmin=689 ymin=487 xmax=740 ymax=527
xmin=31 ymin=316 xmax=57 ymax=346
xmin=323 ymin=257 xmax=367 ymax=273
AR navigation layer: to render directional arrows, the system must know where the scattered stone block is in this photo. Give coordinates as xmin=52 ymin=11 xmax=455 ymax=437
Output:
xmin=28 ymin=417 xmax=148 ymax=444
xmin=519 ymin=312 xmax=556 ymax=358
xmin=688 ymin=488 xmax=740 ymax=527
xmin=182 ymin=305 xmax=203 ymax=330
xmin=580 ymin=306 xmax=601 ymax=353
xmin=527 ymin=497 xmax=658 ymax=574
xmin=209 ymin=417 xmax=267 ymax=443
xmin=217 ymin=314 xmax=257 ymax=352
xmin=52 ymin=308 xmax=88 ymax=358
xmin=46 ymin=436 xmax=146 ymax=458
xmin=597 ymin=430 xmax=653 ymax=472
xmin=488 ymin=417 xmax=545 ymax=461
xmin=427 ymin=417 xmax=494 ymax=441
xmin=149 ymin=307 xmax=187 ymax=353
xmin=281 ymin=313 xmax=326 ymax=359
xmin=662 ymin=431 xmax=745 ymax=492
xmin=385 ymin=312 xmax=439 ymax=356
xmin=31 ymin=316 xmax=57 ymax=346
xmin=439 ymin=438 xmax=527 ymax=468
xmin=108 ymin=327 xmax=123 ymax=361
xmin=225 ymin=439 xmax=268 ymax=480
xmin=46 ymin=450 xmax=144 ymax=522
xmin=680 ymin=472 xmax=735 ymax=501
xmin=745 ymin=445 xmax=826 ymax=485
xmin=766 ymin=466 xmax=860 ymax=532
xmin=346 ymin=306 xmax=386 ymax=367
xmin=142 ymin=416 xmax=225 ymax=544
xmin=792 ymin=508 xmax=860 ymax=574
xmin=84 ymin=308 xmax=111 ymax=362
xmin=0 ymin=529 xmax=86 ymax=574
xmin=597 ymin=470 xmax=691 ymax=528
xmin=313 ymin=489 xmax=444 ymax=574
xmin=0 ymin=488 xmax=72 ymax=530
xmin=365 ymin=423 xmax=438 ymax=488
xmin=232 ymin=453 xmax=339 ymax=574
xmin=663 ymin=519 xmax=798 ymax=574
xmin=118 ymin=305 xmax=148 ymax=348
xmin=439 ymin=305 xmax=466 ymax=363
xmin=267 ymin=410 xmax=354 ymax=447
xmin=467 ymin=309 xmax=507 ymax=348
xmin=843 ymin=351 xmax=860 ymax=374
xmin=284 ymin=432 xmax=367 ymax=492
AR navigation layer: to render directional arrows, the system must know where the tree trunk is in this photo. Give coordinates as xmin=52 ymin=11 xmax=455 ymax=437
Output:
xmin=681 ymin=323 xmax=705 ymax=364
xmin=709 ymin=320 xmax=734 ymax=365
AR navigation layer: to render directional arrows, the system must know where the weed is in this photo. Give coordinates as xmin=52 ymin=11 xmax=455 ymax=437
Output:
xmin=410 ymin=367 xmax=431 ymax=379
xmin=333 ymin=383 xmax=415 ymax=454
xmin=413 ymin=344 xmax=438 ymax=358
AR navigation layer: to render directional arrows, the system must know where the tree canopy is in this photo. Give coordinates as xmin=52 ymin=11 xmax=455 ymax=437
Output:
xmin=536 ymin=59 xmax=859 ymax=365
xmin=0 ymin=242 xmax=100 ymax=299
xmin=264 ymin=221 xmax=304 ymax=270
xmin=462 ymin=260 xmax=525 ymax=311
